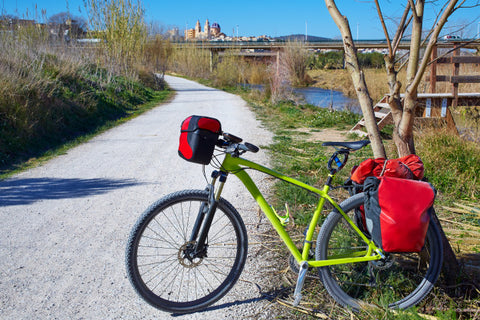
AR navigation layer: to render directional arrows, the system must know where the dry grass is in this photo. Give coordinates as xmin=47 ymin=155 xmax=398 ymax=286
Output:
xmin=168 ymin=44 xmax=211 ymax=79
xmin=167 ymin=42 xmax=310 ymax=102
xmin=426 ymin=63 xmax=480 ymax=93
xmin=308 ymin=68 xmax=407 ymax=102
xmin=309 ymin=62 xmax=480 ymax=103
xmin=0 ymin=2 xmax=170 ymax=172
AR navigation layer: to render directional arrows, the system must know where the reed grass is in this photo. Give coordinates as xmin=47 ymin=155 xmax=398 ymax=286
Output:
xmin=167 ymin=41 xmax=309 ymax=103
xmin=85 ymin=0 xmax=147 ymax=75
xmin=169 ymin=44 xmax=211 ymax=79
xmin=0 ymin=2 xmax=171 ymax=175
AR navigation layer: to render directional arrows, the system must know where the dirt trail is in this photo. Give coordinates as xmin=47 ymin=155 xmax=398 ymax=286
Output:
xmin=0 ymin=76 xmax=277 ymax=319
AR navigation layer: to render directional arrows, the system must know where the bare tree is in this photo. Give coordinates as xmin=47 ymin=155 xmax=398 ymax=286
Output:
xmin=324 ymin=1 xmax=386 ymax=158
xmin=48 ymin=12 xmax=87 ymax=39
xmin=325 ymin=0 xmax=480 ymax=285
xmin=324 ymin=0 xmax=479 ymax=157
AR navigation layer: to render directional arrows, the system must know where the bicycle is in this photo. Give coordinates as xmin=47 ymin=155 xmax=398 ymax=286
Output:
xmin=125 ymin=126 xmax=443 ymax=314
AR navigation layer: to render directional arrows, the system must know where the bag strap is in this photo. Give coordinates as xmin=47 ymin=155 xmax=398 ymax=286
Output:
xmin=379 ymin=159 xmax=415 ymax=179
xmin=399 ymin=161 xmax=415 ymax=179
xmin=379 ymin=160 xmax=388 ymax=177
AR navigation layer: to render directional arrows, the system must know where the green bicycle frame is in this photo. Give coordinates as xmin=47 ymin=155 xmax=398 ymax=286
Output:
xmin=219 ymin=153 xmax=383 ymax=267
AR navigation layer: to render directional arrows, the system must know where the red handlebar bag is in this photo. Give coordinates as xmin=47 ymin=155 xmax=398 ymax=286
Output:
xmin=363 ymin=176 xmax=435 ymax=253
xmin=178 ymin=115 xmax=222 ymax=165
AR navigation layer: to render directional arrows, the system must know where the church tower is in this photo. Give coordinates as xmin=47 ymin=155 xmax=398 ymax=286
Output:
xmin=204 ymin=19 xmax=210 ymax=39
xmin=195 ymin=20 xmax=201 ymax=37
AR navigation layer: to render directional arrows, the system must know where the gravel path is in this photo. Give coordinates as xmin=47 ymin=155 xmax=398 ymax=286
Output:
xmin=0 ymin=76 xmax=277 ymax=319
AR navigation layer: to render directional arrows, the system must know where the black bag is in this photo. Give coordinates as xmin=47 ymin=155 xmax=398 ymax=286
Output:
xmin=363 ymin=176 xmax=435 ymax=253
xmin=178 ymin=115 xmax=222 ymax=165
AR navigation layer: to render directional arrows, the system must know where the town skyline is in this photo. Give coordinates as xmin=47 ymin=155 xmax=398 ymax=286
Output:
xmin=2 ymin=1 xmax=480 ymax=40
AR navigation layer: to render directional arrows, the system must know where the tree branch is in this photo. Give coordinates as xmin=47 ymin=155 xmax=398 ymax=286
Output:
xmin=392 ymin=3 xmax=412 ymax=54
xmin=408 ymin=0 xmax=419 ymax=18
xmin=374 ymin=0 xmax=393 ymax=56
xmin=405 ymin=0 xmax=424 ymax=95
xmin=410 ymin=0 xmax=460 ymax=92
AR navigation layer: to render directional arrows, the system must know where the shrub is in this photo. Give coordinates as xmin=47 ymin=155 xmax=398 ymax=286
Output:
xmin=416 ymin=129 xmax=480 ymax=200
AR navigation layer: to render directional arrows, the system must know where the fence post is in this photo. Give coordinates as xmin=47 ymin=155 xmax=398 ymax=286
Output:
xmin=430 ymin=44 xmax=437 ymax=93
xmin=452 ymin=44 xmax=460 ymax=109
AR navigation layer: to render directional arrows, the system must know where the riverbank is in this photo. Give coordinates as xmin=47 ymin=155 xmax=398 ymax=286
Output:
xmin=308 ymin=68 xmax=392 ymax=102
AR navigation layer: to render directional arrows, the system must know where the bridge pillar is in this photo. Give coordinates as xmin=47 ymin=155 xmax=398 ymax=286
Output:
xmin=209 ymin=50 xmax=216 ymax=72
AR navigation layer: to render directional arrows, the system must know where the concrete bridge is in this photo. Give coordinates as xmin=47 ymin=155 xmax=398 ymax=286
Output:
xmin=173 ymin=39 xmax=480 ymax=51
xmin=173 ymin=39 xmax=480 ymax=75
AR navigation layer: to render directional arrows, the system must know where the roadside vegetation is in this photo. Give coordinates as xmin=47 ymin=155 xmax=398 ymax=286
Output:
xmin=167 ymin=42 xmax=479 ymax=319
xmin=0 ymin=1 xmax=172 ymax=178
xmin=2 ymin=2 xmax=479 ymax=314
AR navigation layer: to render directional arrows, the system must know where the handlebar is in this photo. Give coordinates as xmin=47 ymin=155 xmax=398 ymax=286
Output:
xmin=216 ymin=132 xmax=259 ymax=156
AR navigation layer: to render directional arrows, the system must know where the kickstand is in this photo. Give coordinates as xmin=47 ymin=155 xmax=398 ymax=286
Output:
xmin=293 ymin=261 xmax=309 ymax=306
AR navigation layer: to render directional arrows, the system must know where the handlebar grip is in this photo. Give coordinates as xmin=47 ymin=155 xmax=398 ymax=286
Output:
xmin=244 ymin=142 xmax=259 ymax=153
xmin=223 ymin=132 xmax=243 ymax=143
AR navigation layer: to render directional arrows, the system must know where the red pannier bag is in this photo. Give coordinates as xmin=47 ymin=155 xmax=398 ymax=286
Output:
xmin=349 ymin=154 xmax=425 ymax=234
xmin=350 ymin=154 xmax=424 ymax=184
xmin=363 ymin=176 xmax=436 ymax=252
xmin=178 ymin=115 xmax=222 ymax=165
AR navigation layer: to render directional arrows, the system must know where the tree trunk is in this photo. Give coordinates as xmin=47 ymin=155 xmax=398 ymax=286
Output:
xmin=325 ymin=0 xmax=463 ymax=292
xmin=325 ymin=0 xmax=386 ymax=158
xmin=395 ymin=93 xmax=416 ymax=156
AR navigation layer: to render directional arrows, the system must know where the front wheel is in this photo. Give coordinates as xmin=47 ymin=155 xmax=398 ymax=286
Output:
xmin=126 ymin=190 xmax=248 ymax=314
xmin=316 ymin=193 xmax=443 ymax=311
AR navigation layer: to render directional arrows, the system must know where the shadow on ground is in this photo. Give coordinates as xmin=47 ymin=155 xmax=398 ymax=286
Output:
xmin=0 ymin=177 xmax=140 ymax=206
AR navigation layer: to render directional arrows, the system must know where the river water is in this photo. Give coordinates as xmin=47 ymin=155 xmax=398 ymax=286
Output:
xmin=292 ymin=87 xmax=360 ymax=112
xmin=246 ymin=84 xmax=360 ymax=113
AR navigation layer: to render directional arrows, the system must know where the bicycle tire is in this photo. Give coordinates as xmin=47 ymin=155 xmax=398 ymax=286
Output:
xmin=316 ymin=193 xmax=443 ymax=311
xmin=126 ymin=189 xmax=248 ymax=314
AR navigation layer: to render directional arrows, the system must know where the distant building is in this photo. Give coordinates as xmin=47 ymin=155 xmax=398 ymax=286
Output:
xmin=185 ymin=28 xmax=196 ymax=40
xmin=167 ymin=27 xmax=180 ymax=40
xmin=211 ymin=22 xmax=220 ymax=37
xmin=185 ymin=19 xmax=225 ymax=40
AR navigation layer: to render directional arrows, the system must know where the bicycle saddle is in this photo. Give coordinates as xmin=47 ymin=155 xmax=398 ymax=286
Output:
xmin=322 ymin=140 xmax=370 ymax=151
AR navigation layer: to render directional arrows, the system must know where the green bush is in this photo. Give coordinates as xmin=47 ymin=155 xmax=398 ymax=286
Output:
xmin=307 ymin=51 xmax=385 ymax=70
xmin=416 ymin=129 xmax=480 ymax=200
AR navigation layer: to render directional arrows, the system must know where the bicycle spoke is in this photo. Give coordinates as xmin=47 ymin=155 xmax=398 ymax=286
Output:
xmin=317 ymin=193 xmax=442 ymax=311
xmin=126 ymin=190 xmax=247 ymax=312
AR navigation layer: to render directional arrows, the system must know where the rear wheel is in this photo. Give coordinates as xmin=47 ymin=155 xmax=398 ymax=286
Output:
xmin=316 ymin=193 xmax=443 ymax=311
xmin=126 ymin=190 xmax=248 ymax=313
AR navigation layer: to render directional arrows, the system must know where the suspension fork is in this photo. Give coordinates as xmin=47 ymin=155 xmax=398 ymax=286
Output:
xmin=188 ymin=170 xmax=228 ymax=258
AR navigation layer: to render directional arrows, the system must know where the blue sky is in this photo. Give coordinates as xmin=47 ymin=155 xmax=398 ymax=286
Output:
xmin=3 ymin=0 xmax=480 ymax=39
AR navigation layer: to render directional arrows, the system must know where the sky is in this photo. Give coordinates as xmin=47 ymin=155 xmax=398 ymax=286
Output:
xmin=2 ymin=0 xmax=480 ymax=39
